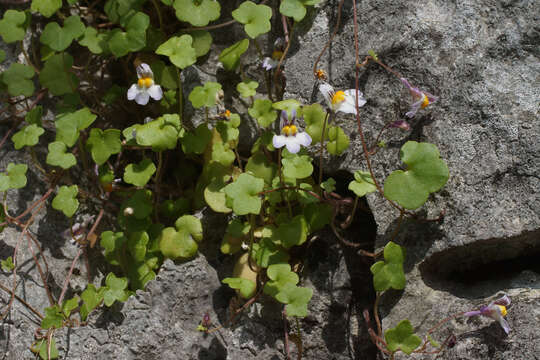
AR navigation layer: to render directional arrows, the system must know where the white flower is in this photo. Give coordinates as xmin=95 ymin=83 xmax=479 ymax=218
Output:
xmin=272 ymin=110 xmax=312 ymax=154
xmin=127 ymin=63 xmax=163 ymax=105
xmin=464 ymin=294 xmax=511 ymax=334
xmin=318 ymin=81 xmax=366 ymax=114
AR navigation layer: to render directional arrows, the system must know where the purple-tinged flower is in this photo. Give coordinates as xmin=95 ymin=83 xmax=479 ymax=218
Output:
xmin=400 ymin=78 xmax=438 ymax=118
xmin=272 ymin=110 xmax=312 ymax=154
xmin=318 ymin=81 xmax=366 ymax=115
xmin=127 ymin=63 xmax=163 ymax=105
xmin=464 ymin=294 xmax=511 ymax=334
xmin=262 ymin=38 xmax=285 ymax=71
xmin=389 ymin=119 xmax=411 ymax=131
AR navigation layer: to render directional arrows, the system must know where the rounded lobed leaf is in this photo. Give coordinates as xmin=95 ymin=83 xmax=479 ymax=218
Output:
xmin=46 ymin=141 xmax=77 ymax=169
xmin=124 ymin=158 xmax=156 ymax=187
xmin=0 ymin=163 xmax=28 ymax=192
xmin=237 ymin=80 xmax=259 ymax=98
xmin=156 ymin=35 xmax=197 ymax=69
xmin=173 ymin=0 xmax=221 ymax=27
xmin=384 ymin=319 xmax=422 ymax=355
xmin=11 ymin=124 xmax=44 ymax=149
xmin=326 ymin=126 xmax=350 ymax=155
xmin=86 ymin=128 xmax=121 ymax=165
xmin=348 ymin=170 xmax=377 ymax=197
xmin=39 ymin=53 xmax=79 ymax=95
xmin=232 ymin=1 xmax=272 ymax=39
xmin=2 ymin=63 xmax=35 ymax=97
xmin=383 ymin=141 xmax=449 ymax=209
xmin=302 ymin=103 xmax=327 ymax=143
xmin=219 ymin=38 xmax=249 ymax=71
xmin=52 ymin=185 xmax=79 ymax=217
xmin=248 ymin=99 xmax=277 ymax=128
xmin=188 ymin=82 xmax=222 ymax=108
xmin=0 ymin=10 xmax=28 ymax=43
xmin=223 ymin=173 xmax=264 ymax=215
xmin=159 ymin=227 xmax=198 ymax=260
xmin=222 ymin=277 xmax=256 ymax=299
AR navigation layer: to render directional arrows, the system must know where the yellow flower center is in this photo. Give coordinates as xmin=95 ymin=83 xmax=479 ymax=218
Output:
xmin=421 ymin=94 xmax=430 ymax=109
xmin=281 ymin=125 xmax=297 ymax=137
xmin=138 ymin=77 xmax=153 ymax=88
xmin=498 ymin=305 xmax=507 ymax=317
xmin=272 ymin=50 xmax=283 ymax=60
xmin=223 ymin=110 xmax=231 ymax=118
xmin=332 ymin=91 xmax=346 ymax=105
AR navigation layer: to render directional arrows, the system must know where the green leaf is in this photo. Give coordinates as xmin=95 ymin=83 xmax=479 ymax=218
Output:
xmin=103 ymin=273 xmax=130 ymax=306
xmin=86 ymin=128 xmax=121 ymax=165
xmin=11 ymin=124 xmax=44 ymax=149
xmin=62 ymin=296 xmax=79 ymax=317
xmin=41 ymin=305 xmax=63 ymax=329
xmin=40 ymin=53 xmax=79 ymax=95
xmin=1 ymin=256 xmax=14 ymax=272
xmin=326 ymin=126 xmax=349 ymax=155
xmin=232 ymin=1 xmax=272 ymax=39
xmin=263 ymin=263 xmax=299 ymax=297
xmin=40 ymin=16 xmax=85 ymax=52
xmin=245 ymin=152 xmax=276 ymax=184
xmin=384 ymin=320 xmax=422 ymax=355
xmin=218 ymin=38 xmax=249 ymax=71
xmin=280 ymin=0 xmax=320 ymax=22
xmin=1 ymin=63 xmax=35 ymax=97
xmin=248 ymin=99 xmax=277 ymax=128
xmin=159 ymin=227 xmax=198 ymax=260
xmin=79 ymin=27 xmax=109 ymax=54
xmin=222 ymin=277 xmax=256 ymax=299
xmin=276 ymin=283 xmax=313 ymax=317
xmin=190 ymin=30 xmax=212 ymax=57
xmin=272 ymin=99 xmax=301 ymax=115
xmin=211 ymin=142 xmax=235 ymax=166
xmin=52 ymin=185 xmax=79 ymax=217
xmin=46 ymin=141 xmax=76 ymax=169
xmin=0 ymin=10 xmax=27 ymax=43
xmin=175 ymin=215 xmax=203 ymax=242
xmin=55 ymin=108 xmax=96 ymax=147
xmin=181 ymin=123 xmax=212 ymax=154
xmin=320 ymin=178 xmax=336 ymax=193
xmin=25 ymin=106 xmax=43 ymax=125
xmin=188 ymin=81 xmax=222 ymax=108
xmin=303 ymin=103 xmax=327 ymax=143
xmin=128 ymin=231 xmax=149 ymax=261
xmin=0 ymin=50 xmax=4 ymax=63
xmin=0 ymin=163 xmax=27 ymax=191
xmin=136 ymin=114 xmax=182 ymax=151
xmin=101 ymin=231 xmax=127 ymax=266
xmin=204 ymin=176 xmax=232 ymax=213
xmin=104 ymin=0 xmax=145 ymax=24
xmin=80 ymin=284 xmax=104 ymax=321
xmin=348 ymin=170 xmax=377 ymax=197
xmin=173 ymin=0 xmax=221 ymax=27
xmin=428 ymin=334 xmax=441 ymax=348
xmin=237 ymin=80 xmax=258 ymax=98
xmin=370 ymin=241 xmax=406 ymax=292
xmin=216 ymin=120 xmax=240 ymax=144
xmin=368 ymin=49 xmax=379 ymax=61
xmin=282 ymin=154 xmax=313 ymax=179
xmin=156 ymin=35 xmax=196 ymax=69
xmin=122 ymin=189 xmax=153 ymax=220
xmin=36 ymin=337 xmax=59 ymax=359
xmin=252 ymin=238 xmax=289 ymax=268
xmin=151 ymin=60 xmax=178 ymax=89
xmin=304 ymin=203 xmax=332 ymax=232
xmin=31 ymin=0 xmax=62 ymax=18
xmin=223 ymin=173 xmax=264 ymax=215
xmin=275 ymin=215 xmax=308 ymax=249
xmin=108 ymin=12 xmax=149 ymax=57
xmin=383 ymin=141 xmax=449 ymax=210
xmin=124 ymin=158 xmax=156 ymax=187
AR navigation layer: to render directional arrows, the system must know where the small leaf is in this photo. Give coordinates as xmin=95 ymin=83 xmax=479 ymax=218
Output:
xmin=218 ymin=38 xmax=249 ymax=71
xmin=80 ymin=284 xmax=104 ymax=321
xmin=348 ymin=170 xmax=377 ymax=197
xmin=127 ymin=231 xmax=149 ymax=261
xmin=326 ymin=126 xmax=349 ymax=155
xmin=237 ymin=80 xmax=258 ymax=98
xmin=245 ymin=152 xmax=276 ymax=184
xmin=223 ymin=173 xmax=264 ymax=215
xmin=0 ymin=10 xmax=27 ymax=43
xmin=25 ymin=106 xmax=43 ymax=125
xmin=40 ymin=53 xmax=79 ymax=95
xmin=303 ymin=203 xmax=332 ymax=232
xmin=252 ymin=238 xmax=289 ymax=268
xmin=40 ymin=15 xmax=85 ymax=52
xmin=275 ymin=215 xmax=308 ymax=249
xmin=62 ymin=296 xmax=79 ymax=317
xmin=222 ymin=277 xmax=256 ymax=299
xmin=55 ymin=108 xmax=96 ymax=147
xmin=175 ymin=215 xmax=203 ymax=242
xmin=368 ymin=49 xmax=379 ymax=61
xmin=156 ymin=35 xmax=197 ymax=69
xmin=320 ymin=178 xmax=336 ymax=193
xmin=370 ymin=241 xmax=406 ymax=292
xmin=303 ymin=103 xmax=327 ymax=143
xmin=79 ymin=27 xmax=108 ymax=54
xmin=276 ymin=283 xmax=313 ymax=318
xmin=86 ymin=128 xmax=121 ymax=165
xmin=248 ymin=99 xmax=277 ymax=128
xmin=136 ymin=114 xmax=182 ymax=151
xmin=280 ymin=0 xmax=320 ymax=22
xmin=263 ymin=263 xmax=299 ymax=297
xmin=100 ymin=231 xmax=127 ymax=266
xmin=122 ymin=190 xmax=153 ymax=220
xmin=232 ymin=1 xmax=272 ymax=39
xmin=103 ymin=272 xmax=130 ymax=306
xmin=41 ymin=305 xmax=63 ymax=329
xmin=190 ymin=30 xmax=213 ymax=57
xmin=383 ymin=141 xmax=449 ymax=209
xmin=159 ymin=227 xmax=198 ymax=260
xmin=124 ymin=158 xmax=156 ymax=187
xmin=1 ymin=63 xmax=35 ymax=97
xmin=188 ymin=81 xmax=222 ymax=108
xmin=1 ymin=256 xmax=14 ymax=272
xmin=151 ymin=60 xmax=178 ymax=89
xmin=181 ymin=123 xmax=212 ymax=154
xmin=173 ymin=0 xmax=221 ymax=27
xmin=46 ymin=141 xmax=77 ymax=169
xmin=52 ymin=185 xmax=79 ymax=217
xmin=272 ymin=99 xmax=301 ymax=115
xmin=11 ymin=124 xmax=44 ymax=149
xmin=282 ymin=154 xmax=313 ymax=179
xmin=0 ymin=163 xmax=27 ymax=191
xmin=384 ymin=320 xmax=422 ymax=355
xmin=31 ymin=0 xmax=62 ymax=18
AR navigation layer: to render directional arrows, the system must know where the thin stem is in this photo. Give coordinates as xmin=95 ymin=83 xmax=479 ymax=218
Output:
xmin=312 ymin=0 xmax=345 ymax=77
xmin=154 ymin=151 xmax=164 ymax=222
xmin=247 ymin=214 xmax=257 ymax=273
xmin=318 ymin=111 xmax=330 ymax=184
xmin=0 ymin=282 xmax=43 ymax=320
xmin=151 ymin=0 xmax=164 ymax=32
xmin=26 ymin=236 xmax=54 ymax=305
xmin=176 ymin=67 xmax=183 ymax=123
xmin=29 ymin=148 xmax=47 ymax=175
xmin=283 ymin=307 xmax=291 ymax=360
xmin=374 ymin=292 xmax=382 ymax=336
